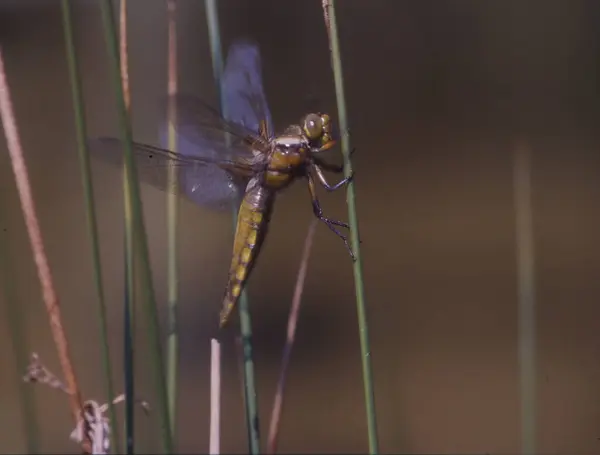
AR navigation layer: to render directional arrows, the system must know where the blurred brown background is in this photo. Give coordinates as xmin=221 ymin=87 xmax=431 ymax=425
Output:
xmin=1 ymin=0 xmax=600 ymax=453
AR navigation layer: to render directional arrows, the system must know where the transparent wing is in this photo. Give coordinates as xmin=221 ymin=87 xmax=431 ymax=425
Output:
xmin=153 ymin=38 xmax=273 ymax=208
xmin=159 ymin=93 xmax=269 ymax=155
xmin=91 ymin=39 xmax=274 ymax=211
xmin=89 ymin=137 xmax=258 ymax=211
xmin=157 ymin=39 xmax=274 ymax=154
xmin=221 ymin=39 xmax=274 ymax=139
xmin=157 ymin=92 xmax=266 ymax=209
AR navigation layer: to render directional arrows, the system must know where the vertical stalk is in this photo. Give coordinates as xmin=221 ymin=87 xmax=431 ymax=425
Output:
xmin=0 ymin=43 xmax=91 ymax=453
xmin=267 ymin=219 xmax=318 ymax=454
xmin=513 ymin=141 xmax=536 ymax=455
xmin=118 ymin=1 xmax=136 ymax=452
xmin=60 ymin=1 xmax=119 ymax=451
xmin=321 ymin=2 xmax=379 ymax=453
xmin=166 ymin=0 xmax=180 ymax=440
xmin=209 ymin=338 xmax=221 ymax=454
xmin=204 ymin=1 xmax=260 ymax=453
xmin=99 ymin=1 xmax=173 ymax=452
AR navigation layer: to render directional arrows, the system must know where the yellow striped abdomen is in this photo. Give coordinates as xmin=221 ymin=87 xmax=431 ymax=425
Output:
xmin=219 ymin=181 xmax=273 ymax=328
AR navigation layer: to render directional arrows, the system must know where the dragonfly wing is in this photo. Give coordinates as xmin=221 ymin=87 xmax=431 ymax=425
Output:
xmin=154 ymin=39 xmax=273 ymax=209
xmin=158 ymin=90 xmax=271 ymax=208
xmin=158 ymin=122 xmax=249 ymax=209
xmin=91 ymin=40 xmax=273 ymax=211
xmin=221 ymin=39 xmax=274 ymax=139
xmin=160 ymin=94 xmax=264 ymax=155
xmin=89 ymin=137 xmax=253 ymax=211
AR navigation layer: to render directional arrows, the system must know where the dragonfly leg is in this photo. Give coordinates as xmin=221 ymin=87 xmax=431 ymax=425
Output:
xmin=313 ymin=156 xmax=344 ymax=174
xmin=313 ymin=163 xmax=354 ymax=192
xmin=307 ymin=172 xmax=356 ymax=261
xmin=312 ymin=147 xmax=357 ymax=174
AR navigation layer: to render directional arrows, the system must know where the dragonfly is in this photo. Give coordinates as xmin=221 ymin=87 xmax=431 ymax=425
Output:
xmin=91 ymin=39 xmax=355 ymax=328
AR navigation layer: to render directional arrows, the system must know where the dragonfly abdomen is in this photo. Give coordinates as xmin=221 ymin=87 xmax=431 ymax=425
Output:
xmin=219 ymin=181 xmax=274 ymax=328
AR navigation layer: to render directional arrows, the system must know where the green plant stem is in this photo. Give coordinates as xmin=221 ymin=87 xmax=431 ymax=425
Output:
xmin=99 ymin=1 xmax=173 ymax=452
xmin=166 ymin=0 xmax=180 ymax=440
xmin=323 ymin=2 xmax=379 ymax=454
xmin=117 ymin=1 xmax=136 ymax=451
xmin=60 ymin=1 xmax=119 ymax=451
xmin=204 ymin=1 xmax=260 ymax=453
xmin=123 ymin=262 xmax=135 ymax=455
xmin=122 ymin=7 xmax=137 ymax=455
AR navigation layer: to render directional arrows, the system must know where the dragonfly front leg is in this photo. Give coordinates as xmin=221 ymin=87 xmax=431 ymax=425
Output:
xmin=313 ymin=163 xmax=354 ymax=192
xmin=313 ymin=156 xmax=344 ymax=174
xmin=306 ymin=172 xmax=356 ymax=261
xmin=312 ymin=147 xmax=357 ymax=174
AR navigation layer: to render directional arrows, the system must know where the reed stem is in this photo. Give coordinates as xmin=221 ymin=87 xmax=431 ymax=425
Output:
xmin=204 ymin=1 xmax=260 ymax=453
xmin=0 ymin=42 xmax=91 ymax=454
xmin=513 ymin=141 xmax=537 ymax=455
xmin=99 ymin=1 xmax=173 ymax=452
xmin=166 ymin=0 xmax=180 ymax=440
xmin=60 ymin=1 xmax=120 ymax=451
xmin=117 ymin=1 xmax=136 ymax=452
xmin=267 ymin=219 xmax=318 ymax=454
xmin=321 ymin=2 xmax=379 ymax=453
xmin=209 ymin=339 xmax=221 ymax=454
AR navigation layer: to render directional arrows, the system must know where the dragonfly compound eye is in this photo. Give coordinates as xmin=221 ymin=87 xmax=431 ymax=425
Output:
xmin=303 ymin=113 xmax=323 ymax=140
xmin=320 ymin=113 xmax=331 ymax=132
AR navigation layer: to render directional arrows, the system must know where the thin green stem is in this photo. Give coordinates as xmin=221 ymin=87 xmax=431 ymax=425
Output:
xmin=166 ymin=0 xmax=180 ymax=440
xmin=235 ymin=290 xmax=259 ymax=453
xmin=60 ymin=2 xmax=119 ymax=452
xmin=123 ymin=263 xmax=135 ymax=454
xmin=99 ymin=1 xmax=173 ymax=452
xmin=322 ymin=2 xmax=379 ymax=453
xmin=117 ymin=1 xmax=136 ymax=452
xmin=204 ymin=1 xmax=260 ymax=453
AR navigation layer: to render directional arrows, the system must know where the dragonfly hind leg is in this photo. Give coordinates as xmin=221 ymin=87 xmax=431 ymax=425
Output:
xmin=306 ymin=172 xmax=356 ymax=261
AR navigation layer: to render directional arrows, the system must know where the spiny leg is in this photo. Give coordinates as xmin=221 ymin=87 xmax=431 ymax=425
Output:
xmin=306 ymin=172 xmax=355 ymax=261
xmin=313 ymin=163 xmax=354 ymax=191
xmin=312 ymin=147 xmax=357 ymax=174
xmin=313 ymin=157 xmax=344 ymax=174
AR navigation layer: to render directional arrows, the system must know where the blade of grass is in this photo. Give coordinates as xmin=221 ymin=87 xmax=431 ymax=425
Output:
xmin=99 ymin=1 xmax=173 ymax=452
xmin=267 ymin=219 xmax=318 ymax=454
xmin=321 ymin=2 xmax=379 ymax=453
xmin=123 ymin=276 xmax=135 ymax=454
xmin=513 ymin=140 xmax=536 ymax=455
xmin=0 ymin=43 xmax=92 ymax=454
xmin=166 ymin=0 xmax=180 ymax=440
xmin=60 ymin=1 xmax=119 ymax=452
xmin=204 ymin=1 xmax=260 ymax=453
xmin=117 ymin=1 xmax=136 ymax=453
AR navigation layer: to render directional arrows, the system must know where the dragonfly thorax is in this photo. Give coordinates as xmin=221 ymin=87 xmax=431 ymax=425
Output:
xmin=261 ymin=134 xmax=309 ymax=189
xmin=273 ymin=134 xmax=306 ymax=148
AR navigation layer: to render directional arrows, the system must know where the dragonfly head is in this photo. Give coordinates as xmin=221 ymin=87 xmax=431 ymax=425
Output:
xmin=302 ymin=112 xmax=336 ymax=152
